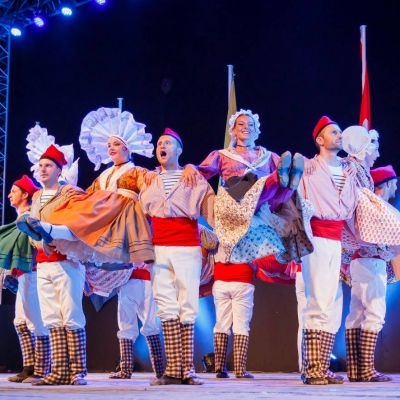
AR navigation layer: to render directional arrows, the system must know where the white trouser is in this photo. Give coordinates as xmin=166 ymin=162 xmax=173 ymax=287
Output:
xmin=213 ymin=280 xmax=255 ymax=336
xmin=295 ymin=270 xmax=343 ymax=370
xmin=345 ymin=257 xmax=387 ymax=332
xmin=117 ymin=279 xmax=160 ymax=340
xmin=37 ymin=260 xmax=86 ymax=330
xmin=151 ymin=246 xmax=202 ymax=324
xmin=14 ymin=272 xmax=48 ymax=336
xmin=301 ymin=236 xmax=343 ymax=332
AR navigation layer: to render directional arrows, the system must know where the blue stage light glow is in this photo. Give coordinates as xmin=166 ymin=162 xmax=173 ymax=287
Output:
xmin=95 ymin=0 xmax=107 ymax=5
xmin=10 ymin=27 xmax=22 ymax=37
xmin=61 ymin=6 xmax=73 ymax=16
xmin=33 ymin=16 xmax=45 ymax=28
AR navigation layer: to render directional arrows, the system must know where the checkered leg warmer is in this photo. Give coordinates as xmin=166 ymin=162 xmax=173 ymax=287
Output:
xmin=7 ymin=323 xmax=35 ymax=382
xmin=34 ymin=335 xmax=51 ymax=378
xmin=214 ymin=332 xmax=229 ymax=374
xmin=359 ymin=330 xmax=381 ymax=381
xmin=302 ymin=329 xmax=324 ymax=379
xmin=66 ymin=328 xmax=87 ymax=384
xmin=145 ymin=334 xmax=165 ymax=379
xmin=41 ymin=327 xmax=70 ymax=385
xmin=345 ymin=328 xmax=360 ymax=381
xmin=161 ymin=318 xmax=182 ymax=379
xmin=15 ymin=323 xmax=35 ymax=367
xmin=181 ymin=323 xmax=196 ymax=379
xmin=320 ymin=331 xmax=343 ymax=381
xmin=233 ymin=334 xmax=250 ymax=377
xmin=110 ymin=338 xmax=133 ymax=379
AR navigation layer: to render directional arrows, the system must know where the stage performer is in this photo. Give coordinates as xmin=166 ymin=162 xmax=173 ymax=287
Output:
xmin=297 ymin=116 xmax=359 ymax=385
xmin=344 ymin=136 xmax=398 ymax=387
xmin=181 ymin=109 xmax=312 ymax=379
xmin=139 ymin=128 xmax=215 ymax=386
xmin=16 ymin=143 xmax=88 ymax=386
xmin=295 ymin=269 xmax=343 ymax=379
xmin=109 ymin=265 xmax=163 ymax=380
xmin=0 ymin=176 xmax=50 ymax=383
xmin=17 ymin=109 xmax=155 ymax=268
xmin=32 ymin=109 xmax=163 ymax=379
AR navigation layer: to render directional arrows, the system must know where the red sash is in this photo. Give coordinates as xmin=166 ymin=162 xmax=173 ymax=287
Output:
xmin=310 ymin=218 xmax=344 ymax=241
xmin=130 ymin=268 xmax=151 ymax=281
xmin=36 ymin=248 xmax=67 ymax=263
xmin=214 ymin=262 xmax=254 ymax=284
xmin=151 ymin=217 xmax=200 ymax=246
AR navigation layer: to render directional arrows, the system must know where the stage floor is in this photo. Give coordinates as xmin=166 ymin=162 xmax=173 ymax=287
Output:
xmin=1 ymin=372 xmax=399 ymax=399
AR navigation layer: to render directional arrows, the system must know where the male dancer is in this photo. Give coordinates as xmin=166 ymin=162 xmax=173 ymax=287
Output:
xmin=298 ymin=116 xmax=359 ymax=385
xmin=110 ymin=266 xmax=164 ymax=380
xmin=17 ymin=145 xmax=87 ymax=385
xmin=140 ymin=128 xmax=214 ymax=385
xmin=4 ymin=176 xmax=50 ymax=383
xmin=345 ymin=163 xmax=398 ymax=382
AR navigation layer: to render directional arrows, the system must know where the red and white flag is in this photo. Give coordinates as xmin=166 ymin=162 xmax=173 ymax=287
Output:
xmin=359 ymin=25 xmax=371 ymax=130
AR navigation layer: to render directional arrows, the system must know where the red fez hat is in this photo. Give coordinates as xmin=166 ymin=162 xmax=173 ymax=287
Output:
xmin=313 ymin=116 xmax=338 ymax=140
xmin=13 ymin=175 xmax=40 ymax=197
xmin=40 ymin=144 xmax=67 ymax=168
xmin=163 ymin=128 xmax=183 ymax=148
xmin=370 ymin=165 xmax=399 ymax=187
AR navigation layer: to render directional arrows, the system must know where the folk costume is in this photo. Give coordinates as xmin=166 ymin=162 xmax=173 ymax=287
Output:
xmin=18 ymin=140 xmax=88 ymax=386
xmin=342 ymin=127 xmax=398 ymax=383
xmin=196 ymin=110 xmax=311 ymax=379
xmin=0 ymin=175 xmax=50 ymax=383
xmin=140 ymin=129 xmax=215 ymax=385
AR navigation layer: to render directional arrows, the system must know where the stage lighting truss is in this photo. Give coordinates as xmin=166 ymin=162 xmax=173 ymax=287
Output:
xmin=0 ymin=1 xmax=96 ymax=38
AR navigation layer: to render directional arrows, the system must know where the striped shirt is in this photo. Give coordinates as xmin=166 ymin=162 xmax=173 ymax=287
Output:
xmin=160 ymin=170 xmax=183 ymax=196
xmin=328 ymin=165 xmax=346 ymax=192
xmin=40 ymin=189 xmax=57 ymax=206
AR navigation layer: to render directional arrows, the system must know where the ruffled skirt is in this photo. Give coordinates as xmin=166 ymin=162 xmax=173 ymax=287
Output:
xmin=0 ymin=222 xmax=34 ymax=272
xmin=46 ymin=190 xmax=154 ymax=267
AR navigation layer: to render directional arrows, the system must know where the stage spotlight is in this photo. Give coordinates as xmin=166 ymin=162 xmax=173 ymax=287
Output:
xmin=95 ymin=0 xmax=107 ymax=5
xmin=33 ymin=15 xmax=45 ymax=28
xmin=61 ymin=2 xmax=74 ymax=16
xmin=10 ymin=26 xmax=23 ymax=37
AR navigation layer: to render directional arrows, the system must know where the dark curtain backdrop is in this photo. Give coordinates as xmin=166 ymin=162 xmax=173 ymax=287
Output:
xmin=1 ymin=0 xmax=400 ymax=372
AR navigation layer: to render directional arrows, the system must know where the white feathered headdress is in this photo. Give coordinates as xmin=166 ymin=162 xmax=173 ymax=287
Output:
xmin=26 ymin=123 xmax=79 ymax=186
xmin=79 ymin=107 xmax=154 ymax=171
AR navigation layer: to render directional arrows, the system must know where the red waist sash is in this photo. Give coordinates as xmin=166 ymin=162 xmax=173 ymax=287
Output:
xmin=151 ymin=217 xmax=200 ymax=246
xmin=130 ymin=268 xmax=151 ymax=281
xmin=13 ymin=267 xmax=37 ymax=277
xmin=36 ymin=248 xmax=67 ymax=263
xmin=310 ymin=218 xmax=344 ymax=241
xmin=214 ymin=262 xmax=254 ymax=284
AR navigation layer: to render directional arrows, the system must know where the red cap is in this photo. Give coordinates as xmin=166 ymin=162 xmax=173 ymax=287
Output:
xmin=13 ymin=175 xmax=40 ymax=197
xmin=313 ymin=116 xmax=338 ymax=140
xmin=40 ymin=144 xmax=67 ymax=168
xmin=370 ymin=165 xmax=399 ymax=187
xmin=163 ymin=128 xmax=183 ymax=148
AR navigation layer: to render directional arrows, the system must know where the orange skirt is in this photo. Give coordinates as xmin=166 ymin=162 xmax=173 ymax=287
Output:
xmin=46 ymin=190 xmax=154 ymax=266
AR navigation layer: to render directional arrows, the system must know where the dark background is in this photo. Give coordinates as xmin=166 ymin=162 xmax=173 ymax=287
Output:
xmin=1 ymin=0 xmax=400 ymax=373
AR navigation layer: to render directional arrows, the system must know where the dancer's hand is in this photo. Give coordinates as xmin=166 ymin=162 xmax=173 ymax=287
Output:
xmin=304 ymin=157 xmax=316 ymax=175
xmin=144 ymin=171 xmax=158 ymax=186
xmin=344 ymin=163 xmax=357 ymax=177
xmin=181 ymin=164 xmax=199 ymax=188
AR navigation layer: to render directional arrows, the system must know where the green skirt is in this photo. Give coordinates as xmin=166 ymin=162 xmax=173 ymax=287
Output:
xmin=0 ymin=222 xmax=34 ymax=272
